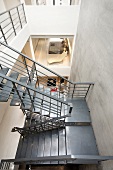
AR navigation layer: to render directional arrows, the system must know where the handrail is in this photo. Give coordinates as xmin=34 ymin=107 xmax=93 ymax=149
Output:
xmin=0 ymin=42 xmax=71 ymax=83
xmin=0 ymin=4 xmax=27 ymax=44
xmin=0 ymin=73 xmax=69 ymax=105
xmin=0 ymin=41 xmax=94 ymax=86
xmin=0 ymin=41 xmax=94 ymax=99
xmin=0 ymin=4 xmax=24 ymax=16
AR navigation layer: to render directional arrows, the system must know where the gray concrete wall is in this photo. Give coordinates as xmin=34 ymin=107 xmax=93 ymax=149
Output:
xmin=70 ymin=0 xmax=113 ymax=169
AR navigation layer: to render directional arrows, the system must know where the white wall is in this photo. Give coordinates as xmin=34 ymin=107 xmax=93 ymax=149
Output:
xmin=0 ymin=101 xmax=25 ymax=160
xmin=1 ymin=24 xmax=30 ymax=69
xmin=36 ymin=66 xmax=71 ymax=77
xmin=0 ymin=0 xmax=6 ymax=12
xmin=3 ymin=0 xmax=20 ymax=10
xmin=25 ymin=5 xmax=80 ymax=35
xmin=0 ymin=24 xmax=30 ymax=160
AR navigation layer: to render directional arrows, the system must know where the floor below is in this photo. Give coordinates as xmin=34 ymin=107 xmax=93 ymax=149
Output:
xmin=34 ymin=39 xmax=70 ymax=67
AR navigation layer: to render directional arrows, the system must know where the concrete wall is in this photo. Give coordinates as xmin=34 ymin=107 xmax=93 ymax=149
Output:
xmin=25 ymin=5 xmax=80 ymax=35
xmin=70 ymin=0 xmax=113 ymax=169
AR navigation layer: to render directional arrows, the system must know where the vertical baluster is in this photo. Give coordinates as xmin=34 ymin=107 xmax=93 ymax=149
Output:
xmin=9 ymin=11 xmax=16 ymax=36
xmin=22 ymin=56 xmax=31 ymax=82
xmin=17 ymin=6 xmax=22 ymax=28
xmin=85 ymin=84 xmax=91 ymax=98
xmin=72 ymin=84 xmax=75 ymax=98
xmin=0 ymin=26 xmax=7 ymax=44
xmin=22 ymin=4 xmax=27 ymax=23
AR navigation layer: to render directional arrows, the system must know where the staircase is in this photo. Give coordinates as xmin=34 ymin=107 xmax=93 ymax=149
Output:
xmin=0 ymin=41 xmax=113 ymax=169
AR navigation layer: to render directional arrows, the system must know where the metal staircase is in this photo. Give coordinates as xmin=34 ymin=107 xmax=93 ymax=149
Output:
xmin=0 ymin=41 xmax=113 ymax=169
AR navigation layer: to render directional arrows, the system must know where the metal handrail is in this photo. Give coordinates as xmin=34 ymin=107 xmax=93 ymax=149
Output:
xmin=0 ymin=41 xmax=94 ymax=85
xmin=0 ymin=4 xmax=27 ymax=44
xmin=0 ymin=73 xmax=72 ymax=122
xmin=0 ymin=41 xmax=94 ymax=99
xmin=0 ymin=73 xmax=70 ymax=105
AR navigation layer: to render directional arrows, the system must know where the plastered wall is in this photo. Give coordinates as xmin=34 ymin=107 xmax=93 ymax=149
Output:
xmin=70 ymin=0 xmax=113 ymax=169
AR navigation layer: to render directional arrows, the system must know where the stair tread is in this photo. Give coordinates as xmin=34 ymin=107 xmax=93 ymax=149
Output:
xmin=10 ymin=77 xmax=28 ymax=106
xmin=44 ymin=131 xmax=52 ymax=157
xmin=59 ymin=128 xmax=66 ymax=164
xmin=59 ymin=129 xmax=66 ymax=155
xmin=51 ymin=129 xmax=58 ymax=164
xmin=0 ymin=72 xmax=19 ymax=102
xmin=31 ymin=135 xmax=39 ymax=158
xmin=66 ymin=125 xmax=99 ymax=155
xmin=37 ymin=132 xmax=45 ymax=157
xmin=0 ymin=67 xmax=9 ymax=83
xmin=15 ymin=136 xmax=24 ymax=159
xmin=33 ymin=88 xmax=43 ymax=113
xmin=25 ymin=134 xmax=34 ymax=158
xmin=65 ymin=99 xmax=91 ymax=123
xmin=20 ymin=136 xmax=28 ymax=158
xmin=22 ymin=81 xmax=36 ymax=110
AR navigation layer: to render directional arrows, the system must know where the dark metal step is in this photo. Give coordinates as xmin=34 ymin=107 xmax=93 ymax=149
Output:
xmin=33 ymin=86 xmax=44 ymax=113
xmin=0 ymin=72 xmax=19 ymax=102
xmin=0 ymin=67 xmax=9 ymax=84
xmin=65 ymin=99 xmax=91 ymax=124
xmin=66 ymin=126 xmax=99 ymax=156
xmin=15 ymin=136 xmax=24 ymax=159
xmin=51 ymin=129 xmax=58 ymax=164
xmin=43 ymin=130 xmax=52 ymax=164
xmin=42 ymin=88 xmax=51 ymax=116
xmin=20 ymin=136 xmax=28 ymax=158
xmin=22 ymin=81 xmax=36 ymax=110
xmin=59 ymin=128 xmax=67 ymax=164
xmin=31 ymin=134 xmax=39 ymax=158
xmin=37 ymin=132 xmax=45 ymax=157
xmin=10 ymin=77 xmax=28 ymax=106
xmin=25 ymin=134 xmax=34 ymax=158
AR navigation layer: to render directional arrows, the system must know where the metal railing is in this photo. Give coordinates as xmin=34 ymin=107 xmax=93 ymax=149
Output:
xmin=12 ymin=119 xmax=65 ymax=135
xmin=0 ymin=42 xmax=94 ymax=100
xmin=0 ymin=72 xmax=72 ymax=118
xmin=0 ymin=4 xmax=27 ymax=44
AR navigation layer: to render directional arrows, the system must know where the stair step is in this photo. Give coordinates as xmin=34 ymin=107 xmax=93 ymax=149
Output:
xmin=41 ymin=88 xmax=51 ymax=116
xmin=43 ymin=130 xmax=52 ymax=164
xmin=0 ymin=67 xmax=9 ymax=84
xmin=59 ymin=128 xmax=67 ymax=164
xmin=66 ymin=126 xmax=99 ymax=156
xmin=15 ymin=136 xmax=24 ymax=159
xmin=16 ymin=128 xmax=66 ymax=164
xmin=0 ymin=72 xmax=19 ymax=102
xmin=10 ymin=77 xmax=28 ymax=106
xmin=31 ymin=134 xmax=39 ymax=158
xmin=51 ymin=129 xmax=58 ymax=164
xmin=22 ymin=81 xmax=36 ymax=110
xmin=19 ymin=136 xmax=28 ymax=158
xmin=37 ymin=132 xmax=45 ymax=157
xmin=25 ymin=134 xmax=34 ymax=158
xmin=65 ymin=99 xmax=91 ymax=123
xmin=33 ymin=87 xmax=43 ymax=113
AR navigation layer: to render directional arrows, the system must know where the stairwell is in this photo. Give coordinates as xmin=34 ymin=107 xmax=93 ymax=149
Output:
xmin=0 ymin=42 xmax=113 ymax=169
